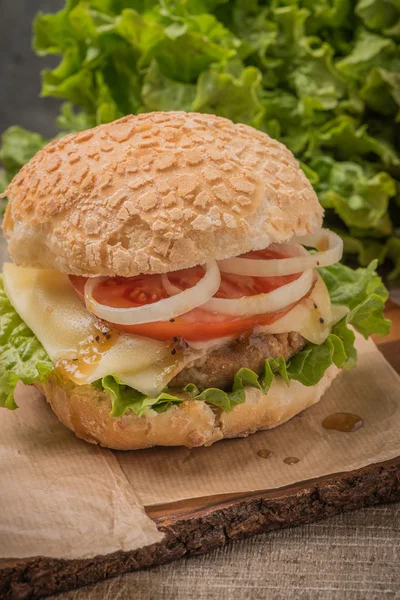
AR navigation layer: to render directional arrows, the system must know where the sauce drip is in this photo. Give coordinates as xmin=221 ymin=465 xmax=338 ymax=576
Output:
xmin=257 ymin=449 xmax=274 ymax=459
xmin=283 ymin=456 xmax=300 ymax=465
xmin=322 ymin=413 xmax=363 ymax=433
xmin=55 ymin=321 xmax=119 ymax=383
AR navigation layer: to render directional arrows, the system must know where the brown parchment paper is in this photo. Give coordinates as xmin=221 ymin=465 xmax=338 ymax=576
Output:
xmin=0 ymin=386 xmax=163 ymax=559
xmin=0 ymin=335 xmax=399 ymax=559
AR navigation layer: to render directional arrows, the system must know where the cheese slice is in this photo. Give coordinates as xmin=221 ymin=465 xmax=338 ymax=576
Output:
xmin=258 ymin=274 xmax=347 ymax=345
xmin=3 ymin=264 xmax=344 ymax=396
xmin=2 ymin=263 xmax=202 ymax=396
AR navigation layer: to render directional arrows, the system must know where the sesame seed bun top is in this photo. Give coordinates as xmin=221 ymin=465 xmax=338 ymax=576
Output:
xmin=2 ymin=112 xmax=323 ymax=276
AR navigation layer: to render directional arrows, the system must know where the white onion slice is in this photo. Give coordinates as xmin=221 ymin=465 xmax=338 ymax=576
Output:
xmin=162 ymin=274 xmax=185 ymax=297
xmin=163 ymin=264 xmax=314 ymax=317
xmin=202 ymin=269 xmax=314 ymax=317
xmin=84 ymin=261 xmax=221 ymax=325
xmin=218 ymin=229 xmax=343 ymax=277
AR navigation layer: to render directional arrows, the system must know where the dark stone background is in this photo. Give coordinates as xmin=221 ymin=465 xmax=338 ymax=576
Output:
xmin=0 ymin=0 xmax=64 ymax=137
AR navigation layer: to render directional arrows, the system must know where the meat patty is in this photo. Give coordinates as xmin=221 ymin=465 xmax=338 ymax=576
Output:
xmin=170 ymin=331 xmax=305 ymax=391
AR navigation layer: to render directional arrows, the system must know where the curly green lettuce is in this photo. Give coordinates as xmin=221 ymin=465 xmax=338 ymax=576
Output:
xmin=0 ymin=127 xmax=48 ymax=212
xmin=1 ymin=0 xmax=399 ymax=275
xmin=0 ymin=275 xmax=53 ymax=409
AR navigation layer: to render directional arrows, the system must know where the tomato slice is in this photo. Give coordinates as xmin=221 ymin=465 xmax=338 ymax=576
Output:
xmin=69 ymin=248 xmax=304 ymax=342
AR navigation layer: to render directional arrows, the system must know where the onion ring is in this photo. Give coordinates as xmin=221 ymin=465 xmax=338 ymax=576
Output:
xmin=203 ymin=269 xmax=314 ymax=316
xmin=163 ymin=268 xmax=314 ymax=317
xmin=84 ymin=261 xmax=221 ymax=325
xmin=218 ymin=229 xmax=343 ymax=277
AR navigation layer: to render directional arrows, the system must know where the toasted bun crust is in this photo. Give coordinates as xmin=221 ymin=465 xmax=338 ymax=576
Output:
xmin=3 ymin=112 xmax=322 ymax=276
xmin=37 ymin=366 xmax=338 ymax=450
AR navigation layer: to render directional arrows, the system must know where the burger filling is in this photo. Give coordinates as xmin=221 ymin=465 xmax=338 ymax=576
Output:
xmin=170 ymin=332 xmax=306 ymax=391
xmin=0 ymin=229 xmax=390 ymax=417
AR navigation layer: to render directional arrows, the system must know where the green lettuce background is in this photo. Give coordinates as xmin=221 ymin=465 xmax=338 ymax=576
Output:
xmin=0 ymin=0 xmax=400 ymax=276
xmin=0 ymin=261 xmax=390 ymax=416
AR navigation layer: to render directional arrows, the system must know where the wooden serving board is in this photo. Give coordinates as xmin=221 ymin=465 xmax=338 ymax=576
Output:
xmin=1 ymin=307 xmax=400 ymax=600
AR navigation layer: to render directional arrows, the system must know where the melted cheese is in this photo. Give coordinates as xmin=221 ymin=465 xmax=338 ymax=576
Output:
xmin=259 ymin=274 xmax=346 ymax=345
xmin=2 ymin=263 xmax=202 ymax=396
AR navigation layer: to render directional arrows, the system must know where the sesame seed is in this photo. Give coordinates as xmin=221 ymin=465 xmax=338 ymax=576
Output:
xmin=319 ymin=318 xmax=324 ymax=324
xmin=171 ymin=349 xmax=177 ymax=355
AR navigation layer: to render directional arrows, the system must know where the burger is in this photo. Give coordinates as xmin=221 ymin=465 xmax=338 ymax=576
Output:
xmin=0 ymin=112 xmax=389 ymax=449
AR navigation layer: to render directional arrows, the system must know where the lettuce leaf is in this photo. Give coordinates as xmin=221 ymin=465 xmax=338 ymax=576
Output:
xmin=319 ymin=260 xmax=390 ymax=336
xmin=0 ymin=276 xmax=52 ymax=409
xmin=0 ymin=127 xmax=48 ymax=207
xmin=336 ymin=28 xmax=397 ymax=81
xmin=100 ymin=355 xmax=290 ymax=417
xmin=337 ymin=231 xmax=388 ymax=268
xmin=356 ymin=0 xmax=400 ymax=33
xmin=310 ymin=156 xmax=396 ymax=231
xmin=386 ymin=236 xmax=400 ymax=281
xmin=360 ymin=68 xmax=400 ymax=118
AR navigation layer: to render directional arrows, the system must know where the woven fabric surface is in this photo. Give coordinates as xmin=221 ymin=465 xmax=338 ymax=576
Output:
xmin=49 ymin=505 xmax=399 ymax=600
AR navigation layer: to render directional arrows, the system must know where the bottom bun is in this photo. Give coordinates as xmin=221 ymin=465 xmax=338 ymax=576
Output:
xmin=38 ymin=365 xmax=339 ymax=450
